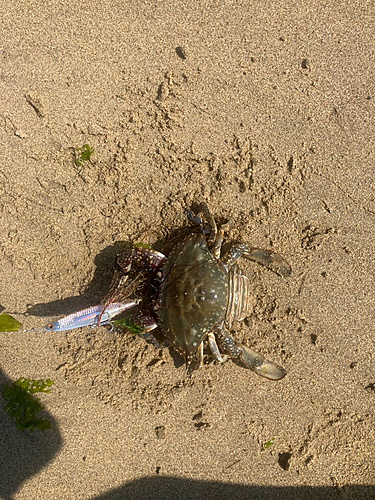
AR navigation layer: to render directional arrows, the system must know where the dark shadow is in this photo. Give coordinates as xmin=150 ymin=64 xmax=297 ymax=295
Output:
xmin=24 ymin=242 xmax=128 ymax=318
xmin=92 ymin=476 xmax=375 ymax=500
xmin=0 ymin=369 xmax=61 ymax=500
xmin=175 ymin=46 xmax=186 ymax=60
xmin=167 ymin=345 xmax=185 ymax=370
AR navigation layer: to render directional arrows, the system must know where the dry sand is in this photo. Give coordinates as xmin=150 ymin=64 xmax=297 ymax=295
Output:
xmin=0 ymin=1 xmax=374 ymax=499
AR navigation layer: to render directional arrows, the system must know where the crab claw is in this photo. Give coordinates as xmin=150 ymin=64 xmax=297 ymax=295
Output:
xmin=240 ymin=345 xmax=286 ymax=380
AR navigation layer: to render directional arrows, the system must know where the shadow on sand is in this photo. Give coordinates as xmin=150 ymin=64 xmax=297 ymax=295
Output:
xmin=24 ymin=243 xmax=125 ymax=319
xmin=92 ymin=476 xmax=374 ymax=500
xmin=0 ymin=369 xmax=61 ymax=500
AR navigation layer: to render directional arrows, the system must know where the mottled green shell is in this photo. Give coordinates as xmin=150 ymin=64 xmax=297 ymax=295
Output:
xmin=157 ymin=234 xmax=228 ymax=364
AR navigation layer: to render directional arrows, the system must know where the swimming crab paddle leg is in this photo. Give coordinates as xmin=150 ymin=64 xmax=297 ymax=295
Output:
xmin=222 ymin=244 xmax=292 ymax=278
xmin=218 ymin=327 xmax=286 ymax=380
xmin=240 ymin=344 xmax=286 ymax=380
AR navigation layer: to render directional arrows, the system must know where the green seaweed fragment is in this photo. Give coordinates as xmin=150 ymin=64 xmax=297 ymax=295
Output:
xmin=133 ymin=243 xmax=153 ymax=249
xmin=75 ymin=144 xmax=94 ymax=166
xmin=0 ymin=313 xmax=21 ymax=332
xmin=264 ymin=438 xmax=275 ymax=449
xmin=111 ymin=317 xmax=144 ymax=335
xmin=2 ymin=378 xmax=54 ymax=432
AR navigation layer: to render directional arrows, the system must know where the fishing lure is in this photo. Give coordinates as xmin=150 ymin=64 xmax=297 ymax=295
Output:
xmin=39 ymin=300 xmax=140 ymax=332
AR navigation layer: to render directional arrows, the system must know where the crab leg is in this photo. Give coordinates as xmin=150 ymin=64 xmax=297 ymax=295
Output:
xmin=207 ymin=332 xmax=228 ymax=363
xmin=216 ymin=328 xmax=286 ymax=380
xmin=116 ymin=245 xmax=166 ymax=273
xmin=222 ymin=244 xmax=292 ymax=277
xmin=134 ymin=314 xmax=158 ymax=333
xmin=202 ymin=203 xmax=218 ymax=245
xmin=240 ymin=344 xmax=286 ymax=380
xmin=196 ymin=341 xmax=205 ymax=367
xmin=202 ymin=204 xmax=233 ymax=260
xmin=210 ymin=222 xmax=231 ymax=259
xmin=187 ymin=203 xmax=232 ymax=259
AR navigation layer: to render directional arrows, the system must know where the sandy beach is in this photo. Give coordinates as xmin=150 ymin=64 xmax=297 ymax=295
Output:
xmin=0 ymin=1 xmax=374 ymax=499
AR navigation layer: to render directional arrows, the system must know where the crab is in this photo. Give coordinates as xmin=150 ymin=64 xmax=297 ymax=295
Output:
xmin=100 ymin=204 xmax=291 ymax=380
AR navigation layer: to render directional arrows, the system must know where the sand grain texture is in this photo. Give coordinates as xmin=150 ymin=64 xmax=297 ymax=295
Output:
xmin=0 ymin=1 xmax=374 ymax=499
